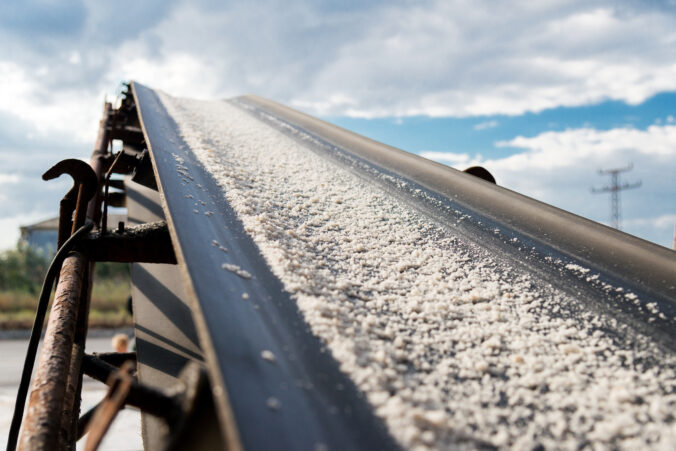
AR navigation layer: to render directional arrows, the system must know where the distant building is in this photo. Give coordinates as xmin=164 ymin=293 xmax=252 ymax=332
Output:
xmin=19 ymin=217 xmax=59 ymax=255
xmin=20 ymin=214 xmax=126 ymax=256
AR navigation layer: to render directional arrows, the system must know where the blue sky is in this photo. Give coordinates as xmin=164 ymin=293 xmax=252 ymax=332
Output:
xmin=326 ymin=93 xmax=676 ymax=246
xmin=328 ymin=92 xmax=676 ymax=159
xmin=0 ymin=0 xmax=675 ymax=249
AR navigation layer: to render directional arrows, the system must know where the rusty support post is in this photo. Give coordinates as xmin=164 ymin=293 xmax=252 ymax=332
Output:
xmin=66 ymin=101 xmax=113 ymax=445
xmin=56 ymin=194 xmax=76 ymax=249
xmin=61 ymin=264 xmax=93 ymax=448
xmin=37 ymin=159 xmax=98 ymax=451
xmin=18 ymin=253 xmax=87 ymax=450
xmin=87 ymin=102 xmax=112 ymax=225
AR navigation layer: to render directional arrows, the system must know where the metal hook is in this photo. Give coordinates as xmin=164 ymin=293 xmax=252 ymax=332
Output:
xmin=43 ymin=159 xmax=98 ymax=246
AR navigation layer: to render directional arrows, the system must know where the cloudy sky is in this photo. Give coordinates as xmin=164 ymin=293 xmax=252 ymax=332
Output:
xmin=0 ymin=0 xmax=675 ymax=250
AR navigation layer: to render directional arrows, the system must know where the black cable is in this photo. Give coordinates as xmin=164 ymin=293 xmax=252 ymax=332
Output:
xmin=6 ymin=221 xmax=94 ymax=451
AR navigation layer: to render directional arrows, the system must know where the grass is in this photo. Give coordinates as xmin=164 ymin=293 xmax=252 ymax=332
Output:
xmin=0 ymin=309 xmax=38 ymax=330
xmin=91 ymin=278 xmax=132 ymax=313
xmin=0 ymin=278 xmax=133 ymax=330
xmin=0 ymin=245 xmax=133 ymax=329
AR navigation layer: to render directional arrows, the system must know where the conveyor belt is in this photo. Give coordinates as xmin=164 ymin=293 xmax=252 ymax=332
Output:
xmin=126 ymin=177 xmax=224 ymax=450
xmin=131 ymin=81 xmax=676 ymax=449
xmin=132 ymin=83 xmax=399 ymax=450
xmin=231 ymin=94 xmax=676 ymax=347
xmin=235 ymin=95 xmax=676 ymax=314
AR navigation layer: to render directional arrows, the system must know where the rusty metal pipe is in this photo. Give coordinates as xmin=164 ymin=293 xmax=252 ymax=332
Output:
xmin=65 ymin=102 xmax=113 ymax=445
xmin=86 ymin=102 xmax=112 ymax=225
xmin=76 ymin=402 xmax=100 ymax=441
xmin=57 ymin=194 xmax=76 ymax=249
xmin=18 ymin=252 xmax=87 ymax=450
xmin=82 ymin=355 xmax=181 ymax=421
xmin=61 ymin=264 xmax=93 ymax=448
xmin=7 ymin=222 xmax=94 ymax=451
xmin=12 ymin=101 xmax=115 ymax=450
xmin=37 ymin=158 xmax=98 ymax=450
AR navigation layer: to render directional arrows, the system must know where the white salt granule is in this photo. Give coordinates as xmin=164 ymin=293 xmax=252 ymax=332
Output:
xmin=221 ymin=263 xmax=252 ymax=279
xmin=266 ymin=397 xmax=281 ymax=410
xmin=565 ymin=263 xmax=590 ymax=274
xmin=261 ymin=350 xmax=276 ymax=363
xmin=159 ymin=92 xmax=676 ymax=450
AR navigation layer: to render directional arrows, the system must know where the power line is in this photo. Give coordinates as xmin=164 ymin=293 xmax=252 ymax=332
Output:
xmin=591 ymin=164 xmax=641 ymax=230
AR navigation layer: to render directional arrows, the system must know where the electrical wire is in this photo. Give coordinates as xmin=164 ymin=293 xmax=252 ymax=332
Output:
xmin=6 ymin=221 xmax=94 ymax=451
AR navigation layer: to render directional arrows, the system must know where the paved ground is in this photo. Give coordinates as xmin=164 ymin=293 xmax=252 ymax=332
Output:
xmin=1 ymin=335 xmax=143 ymax=450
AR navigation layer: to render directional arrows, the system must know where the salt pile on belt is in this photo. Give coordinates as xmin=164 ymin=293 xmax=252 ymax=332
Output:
xmin=159 ymin=92 xmax=675 ymax=450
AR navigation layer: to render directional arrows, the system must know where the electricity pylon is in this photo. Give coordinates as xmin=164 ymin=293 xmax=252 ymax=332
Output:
xmin=591 ymin=164 xmax=641 ymax=230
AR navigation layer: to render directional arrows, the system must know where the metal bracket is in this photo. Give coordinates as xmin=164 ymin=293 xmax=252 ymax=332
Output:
xmin=82 ymin=221 xmax=177 ymax=264
xmin=463 ymin=166 xmax=497 ymax=184
xmin=131 ymin=149 xmax=158 ymax=190
xmin=84 ymin=361 xmax=135 ymax=451
xmin=80 ymin=355 xmax=211 ymax=451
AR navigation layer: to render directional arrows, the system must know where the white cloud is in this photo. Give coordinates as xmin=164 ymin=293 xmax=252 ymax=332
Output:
xmin=493 ymin=125 xmax=676 ymax=171
xmin=111 ymin=52 xmax=224 ymax=100
xmin=419 ymin=152 xmax=482 ymax=167
xmin=422 ymin=124 xmax=676 ymax=247
xmin=0 ymin=212 xmax=52 ymax=251
xmin=487 ymin=125 xmax=676 ymax=205
xmin=474 ymin=120 xmax=498 ymax=131
xmin=0 ymin=61 xmax=101 ymax=143
xmin=3 ymin=0 xmax=671 ymax=120
xmin=0 ymin=173 xmax=21 ymax=184
xmin=0 ymin=0 xmax=674 ymax=126
xmin=286 ymin=1 xmax=676 ymax=117
xmin=624 ymin=214 xmax=676 ymax=230
xmin=1 ymin=0 xmax=675 ymax=249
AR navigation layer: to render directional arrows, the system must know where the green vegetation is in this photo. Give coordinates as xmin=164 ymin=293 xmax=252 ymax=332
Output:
xmin=0 ymin=244 xmax=132 ymax=329
xmin=0 ymin=244 xmax=49 ymax=295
